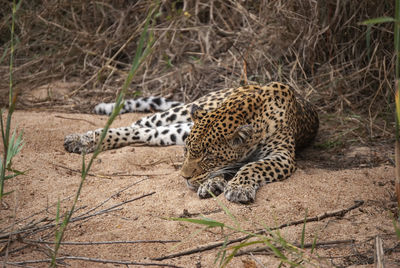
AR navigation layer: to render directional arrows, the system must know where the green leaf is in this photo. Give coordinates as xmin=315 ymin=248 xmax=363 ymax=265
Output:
xmin=15 ymin=0 xmax=22 ymax=12
xmin=6 ymin=129 xmax=24 ymax=168
xmin=361 ymin=16 xmax=395 ymax=25
xmin=215 ymin=236 xmax=229 ymax=266
xmin=170 ymin=217 xmax=225 ymax=228
xmin=0 ymin=109 xmax=5 ymax=147
xmin=311 ymin=233 xmax=318 ymax=254
xmin=81 ymin=151 xmax=86 ymax=176
xmin=0 ymin=45 xmax=9 ymax=64
xmin=2 ymin=190 xmax=14 ymax=196
xmin=394 ymin=218 xmax=400 ymax=240
xmin=4 ymin=169 xmax=26 ymax=180
xmin=203 ymin=186 xmax=240 ymax=228
xmin=230 ymin=240 xmax=265 ymax=250
xmin=222 ymin=241 xmax=265 ymax=267
xmin=0 ymin=128 xmax=24 ymax=175
xmin=261 ymin=237 xmax=287 ymax=260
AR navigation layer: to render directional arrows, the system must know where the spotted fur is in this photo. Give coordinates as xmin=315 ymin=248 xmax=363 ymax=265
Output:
xmin=94 ymin=97 xmax=182 ymax=115
xmin=64 ymin=88 xmax=231 ymax=153
xmin=64 ymin=82 xmax=318 ymax=203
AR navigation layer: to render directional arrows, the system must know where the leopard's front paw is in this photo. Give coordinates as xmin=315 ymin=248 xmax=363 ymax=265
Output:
xmin=197 ymin=176 xmax=227 ymax=199
xmin=64 ymin=133 xmax=96 ymax=154
xmin=224 ymin=184 xmax=256 ymax=204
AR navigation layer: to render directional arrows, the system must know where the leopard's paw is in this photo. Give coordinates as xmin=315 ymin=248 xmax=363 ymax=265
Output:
xmin=64 ymin=132 xmax=96 ymax=154
xmin=197 ymin=177 xmax=227 ymax=199
xmin=224 ymin=184 xmax=256 ymax=204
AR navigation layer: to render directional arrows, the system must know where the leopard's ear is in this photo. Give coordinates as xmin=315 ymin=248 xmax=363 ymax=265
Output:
xmin=190 ymin=104 xmax=207 ymax=122
xmin=230 ymin=125 xmax=253 ymax=147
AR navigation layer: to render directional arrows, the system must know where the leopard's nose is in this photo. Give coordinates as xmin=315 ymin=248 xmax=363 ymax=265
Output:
xmin=180 ymin=163 xmax=194 ymax=178
xmin=180 ymin=169 xmax=192 ymax=179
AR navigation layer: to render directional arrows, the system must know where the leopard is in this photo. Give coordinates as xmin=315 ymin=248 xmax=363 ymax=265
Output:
xmin=64 ymin=82 xmax=319 ymax=203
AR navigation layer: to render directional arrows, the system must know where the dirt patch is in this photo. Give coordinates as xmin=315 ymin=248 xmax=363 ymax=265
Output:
xmin=1 ymin=111 xmax=399 ymax=267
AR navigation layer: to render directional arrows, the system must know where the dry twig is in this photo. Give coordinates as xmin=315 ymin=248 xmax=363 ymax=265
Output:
xmin=235 ymin=239 xmax=355 ymax=256
xmin=374 ymin=235 xmax=385 ymax=268
xmin=0 ymin=192 xmax=156 ymax=256
xmin=152 ymin=200 xmax=364 ymax=261
xmin=52 ymin=163 xmax=172 ymax=177
xmin=6 ymin=256 xmax=182 ymax=267
xmin=22 ymin=239 xmax=179 ymax=245
xmin=54 ymin=115 xmax=97 ymax=126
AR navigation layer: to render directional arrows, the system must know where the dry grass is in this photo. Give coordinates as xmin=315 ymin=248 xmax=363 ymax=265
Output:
xmin=0 ymin=0 xmax=396 ymax=140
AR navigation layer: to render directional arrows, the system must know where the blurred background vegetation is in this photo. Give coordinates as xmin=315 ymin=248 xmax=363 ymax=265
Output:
xmin=0 ymin=0 xmax=395 ymax=144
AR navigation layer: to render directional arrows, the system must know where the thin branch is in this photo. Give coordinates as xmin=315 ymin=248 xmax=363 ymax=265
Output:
xmin=0 ymin=181 xmax=147 ymax=242
xmin=0 ymin=194 xmax=73 ymax=234
xmin=91 ymin=191 xmax=155 ymax=214
xmin=374 ymin=235 xmax=385 ymax=268
xmin=54 ymin=115 xmax=97 ymax=126
xmin=0 ymin=244 xmax=30 ymax=258
xmin=1 ymin=192 xmax=157 ymax=257
xmin=0 ymin=192 xmax=155 ymax=241
xmin=130 ymin=158 xmax=169 ymax=167
xmin=271 ymin=200 xmax=364 ymax=230
xmin=235 ymin=239 xmax=355 ymax=256
xmin=152 ymin=200 xmax=364 ymax=261
xmin=6 ymin=256 xmax=182 ymax=268
xmin=75 ymin=178 xmax=148 ymax=218
xmin=23 ymin=239 xmax=179 ymax=245
xmin=52 ymin=163 xmax=172 ymax=177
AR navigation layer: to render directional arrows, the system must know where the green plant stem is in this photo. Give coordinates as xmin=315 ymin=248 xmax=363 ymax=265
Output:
xmin=49 ymin=4 xmax=158 ymax=266
xmin=1 ymin=0 xmax=17 ymax=200
xmin=395 ymin=0 xmax=400 ymax=80
xmin=394 ymin=0 xmax=400 ymax=208
xmin=396 ymin=140 xmax=400 ymax=207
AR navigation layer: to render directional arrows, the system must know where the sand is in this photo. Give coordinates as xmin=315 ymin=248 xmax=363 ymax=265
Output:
xmin=1 ymin=111 xmax=399 ymax=267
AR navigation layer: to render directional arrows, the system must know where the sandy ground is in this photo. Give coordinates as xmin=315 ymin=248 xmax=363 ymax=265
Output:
xmin=1 ymin=110 xmax=399 ymax=267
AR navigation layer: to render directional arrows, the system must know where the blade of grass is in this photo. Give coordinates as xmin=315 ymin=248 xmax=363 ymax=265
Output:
xmin=0 ymin=45 xmax=9 ymax=64
xmin=310 ymin=233 xmax=318 ymax=254
xmin=300 ymin=209 xmax=308 ymax=249
xmin=215 ymin=236 xmax=229 ymax=266
xmin=170 ymin=217 xmax=225 ymax=228
xmin=204 ymin=187 xmax=241 ymax=229
xmin=49 ymin=3 xmax=160 ymax=266
xmin=3 ymin=169 xmax=25 ymax=180
xmin=394 ymin=218 xmax=400 ymax=239
xmin=0 ymin=0 xmax=22 ymax=200
xmin=361 ymin=16 xmax=395 ymax=25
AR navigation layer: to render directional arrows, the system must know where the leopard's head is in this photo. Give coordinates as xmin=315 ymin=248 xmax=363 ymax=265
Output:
xmin=181 ymin=103 xmax=258 ymax=190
